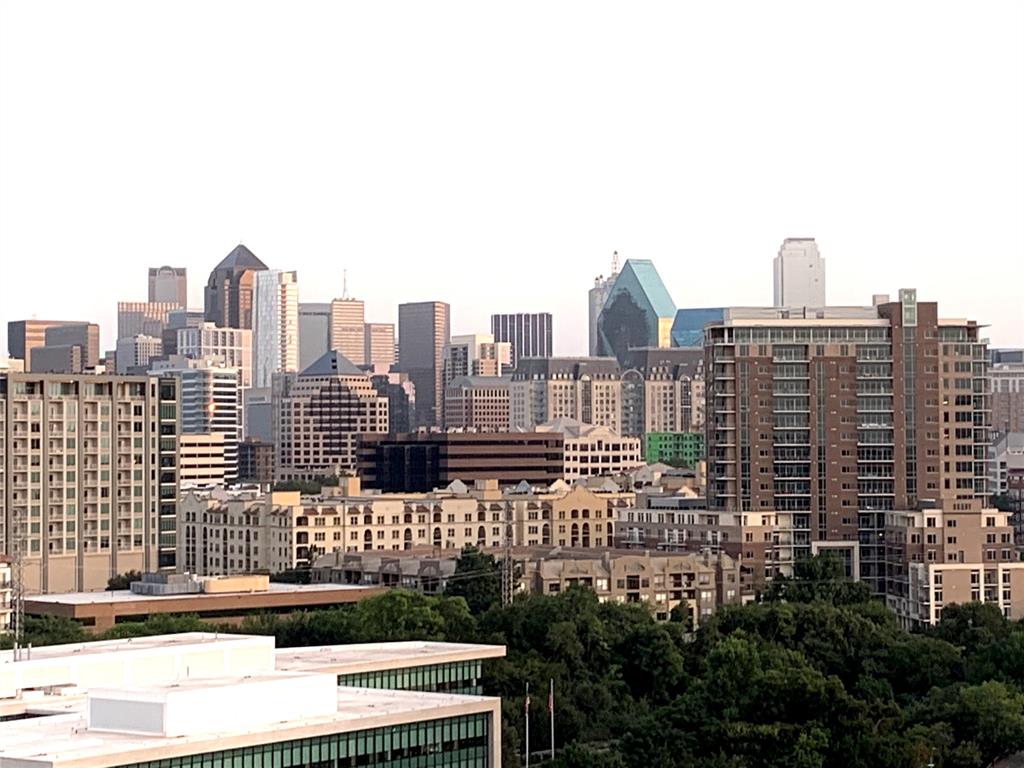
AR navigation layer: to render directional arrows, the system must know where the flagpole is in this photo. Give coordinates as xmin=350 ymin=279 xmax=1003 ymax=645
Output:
xmin=525 ymin=682 xmax=531 ymax=768
xmin=549 ymin=678 xmax=555 ymax=760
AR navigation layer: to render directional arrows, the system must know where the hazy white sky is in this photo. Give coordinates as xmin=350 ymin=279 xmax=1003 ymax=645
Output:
xmin=1 ymin=1 xmax=1022 ymax=357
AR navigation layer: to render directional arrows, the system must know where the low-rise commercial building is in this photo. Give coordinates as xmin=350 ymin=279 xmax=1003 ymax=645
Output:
xmin=357 ymin=432 xmax=564 ymax=492
xmin=644 ymin=431 xmax=704 ymax=467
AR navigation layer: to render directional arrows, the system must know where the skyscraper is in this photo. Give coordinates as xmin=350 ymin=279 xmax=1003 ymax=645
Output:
xmin=363 ymin=323 xmax=396 ymax=367
xmin=117 ymin=301 xmax=180 ymax=339
xmin=298 ymin=302 xmax=331 ymax=371
xmin=588 ymin=253 xmax=619 ymax=356
xmin=596 ymin=258 xmax=676 ymax=364
xmin=204 ymin=244 xmax=269 ymax=329
xmin=773 ymin=237 xmax=825 ymax=308
xmin=397 ymin=301 xmax=450 ymax=428
xmin=330 ymin=298 xmax=366 ymax=365
xmin=148 ymin=266 xmax=188 ymax=306
xmin=253 ymin=270 xmax=299 ymax=388
xmin=177 ymin=322 xmax=253 ymax=388
xmin=491 ymin=312 xmax=553 ymax=366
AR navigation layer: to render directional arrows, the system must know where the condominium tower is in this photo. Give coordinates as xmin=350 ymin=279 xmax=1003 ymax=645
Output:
xmin=704 ymin=290 xmax=990 ymax=593
xmin=0 ymin=372 xmax=180 ymax=592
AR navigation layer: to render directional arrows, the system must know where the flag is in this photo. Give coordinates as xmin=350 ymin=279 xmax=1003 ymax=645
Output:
xmin=524 ymin=692 xmax=531 ymax=713
xmin=547 ymin=684 xmax=553 ymax=715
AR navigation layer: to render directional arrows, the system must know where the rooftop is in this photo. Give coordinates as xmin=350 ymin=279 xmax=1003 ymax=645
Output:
xmin=26 ymin=581 xmax=373 ymax=606
xmin=212 ymin=244 xmax=267 ymax=272
xmin=0 ymin=677 xmax=497 ymax=768
xmin=275 ymin=641 xmax=506 ymax=675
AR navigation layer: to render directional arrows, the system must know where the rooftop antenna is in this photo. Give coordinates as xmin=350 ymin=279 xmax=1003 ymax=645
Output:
xmin=342 ymin=269 xmax=349 ymax=300
xmin=611 ymin=251 xmax=620 ymax=275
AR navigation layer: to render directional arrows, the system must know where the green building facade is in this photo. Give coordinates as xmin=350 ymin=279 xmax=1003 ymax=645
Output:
xmin=644 ymin=431 xmax=704 ymax=467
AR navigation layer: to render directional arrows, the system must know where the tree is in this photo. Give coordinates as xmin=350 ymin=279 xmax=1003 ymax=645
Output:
xmin=106 ymin=570 xmax=142 ymax=590
xmin=445 ymin=546 xmax=501 ymax=615
xmin=763 ymin=554 xmax=872 ymax=606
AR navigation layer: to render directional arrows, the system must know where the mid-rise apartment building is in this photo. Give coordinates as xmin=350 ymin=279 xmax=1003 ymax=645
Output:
xmin=705 ymin=291 xmax=991 ymax=594
xmin=620 ymin=347 xmax=705 ymax=437
xmin=510 ymin=357 xmax=623 ymax=433
xmin=272 ymin=351 xmax=389 ymax=481
xmin=534 ymin=418 xmax=643 ymax=481
xmin=0 ymin=372 xmax=180 ymax=593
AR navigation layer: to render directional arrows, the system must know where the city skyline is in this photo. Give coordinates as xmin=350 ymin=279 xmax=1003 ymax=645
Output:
xmin=1 ymin=2 xmax=1022 ymax=355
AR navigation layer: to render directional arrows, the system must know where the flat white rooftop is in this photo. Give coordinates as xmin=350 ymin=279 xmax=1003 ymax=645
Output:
xmin=28 ymin=582 xmax=370 ymax=606
xmin=0 ymin=632 xmax=263 ymax=664
xmin=275 ymin=641 xmax=506 ymax=675
xmin=0 ymin=680 xmax=498 ymax=768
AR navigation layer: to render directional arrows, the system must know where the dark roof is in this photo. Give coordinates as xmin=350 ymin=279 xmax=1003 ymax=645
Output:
xmin=302 ymin=350 xmax=366 ymax=377
xmin=213 ymin=244 xmax=268 ymax=272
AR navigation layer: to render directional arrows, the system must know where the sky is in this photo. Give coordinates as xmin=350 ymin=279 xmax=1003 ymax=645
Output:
xmin=1 ymin=1 xmax=1022 ymax=357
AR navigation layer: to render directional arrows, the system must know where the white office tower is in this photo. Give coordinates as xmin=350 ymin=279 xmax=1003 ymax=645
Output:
xmin=773 ymin=237 xmax=825 ymax=308
xmin=253 ymin=270 xmax=299 ymax=388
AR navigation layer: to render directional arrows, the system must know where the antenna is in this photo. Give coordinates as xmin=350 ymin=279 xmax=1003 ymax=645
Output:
xmin=611 ymin=251 xmax=620 ymax=275
xmin=342 ymin=270 xmax=349 ymax=300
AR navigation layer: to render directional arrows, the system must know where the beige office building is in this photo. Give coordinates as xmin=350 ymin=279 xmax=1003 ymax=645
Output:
xmin=330 ymin=298 xmax=366 ymax=366
xmin=177 ymin=323 xmax=253 ymax=388
xmin=511 ymin=357 xmax=623 ymax=433
xmin=179 ymin=433 xmax=231 ymax=488
xmin=364 ymin=322 xmax=395 ymax=367
xmin=117 ymin=301 xmax=180 ymax=339
xmin=272 ymin=351 xmax=388 ymax=481
xmin=0 ymin=372 xmax=181 ymax=593
xmin=534 ymin=418 xmax=643 ymax=481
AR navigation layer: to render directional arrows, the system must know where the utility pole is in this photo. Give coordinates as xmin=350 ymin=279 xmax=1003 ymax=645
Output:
xmin=11 ymin=505 xmax=25 ymax=661
xmin=501 ymin=499 xmax=513 ymax=606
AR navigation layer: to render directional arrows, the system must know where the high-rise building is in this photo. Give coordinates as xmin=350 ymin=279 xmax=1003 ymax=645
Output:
xmin=177 ymin=322 xmax=252 ymax=388
xmin=588 ymin=253 xmax=620 ymax=356
xmin=991 ymin=361 xmax=1024 ymax=436
xmin=298 ymin=302 xmax=331 ymax=372
xmin=368 ymin=367 xmax=415 ymax=434
xmin=329 ymin=297 xmax=366 ymax=366
xmin=397 ymin=301 xmax=450 ymax=428
xmin=705 ymin=291 xmax=991 ymax=594
xmin=444 ymin=375 xmax=511 ymax=431
xmin=670 ymin=307 xmax=725 ymax=348
xmin=596 ymin=259 xmax=676 ymax=364
xmin=773 ymin=237 xmax=825 ymax=308
xmin=148 ymin=266 xmax=188 ymax=306
xmin=441 ymin=334 xmax=511 ymax=389
xmin=204 ymin=244 xmax=269 ymax=329
xmin=161 ymin=309 xmax=205 ymax=356
xmin=272 ymin=351 xmax=389 ymax=481
xmin=7 ymin=320 xmax=95 ymax=367
xmin=363 ymin=322 xmax=396 ymax=367
xmin=152 ymin=358 xmax=241 ymax=483
xmin=510 ymin=357 xmax=623 ymax=433
xmin=491 ymin=312 xmax=553 ymax=366
xmin=32 ymin=323 xmax=102 ymax=372
xmin=0 ymin=372 xmax=180 ymax=592
xmin=28 ymin=345 xmax=84 ymax=374
xmin=252 ymin=270 xmax=299 ymax=388
xmin=115 ymin=334 xmax=163 ymax=373
xmin=117 ymin=301 xmax=180 ymax=340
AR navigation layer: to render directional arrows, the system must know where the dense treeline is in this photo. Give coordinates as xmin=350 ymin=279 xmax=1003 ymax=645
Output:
xmin=5 ymin=552 xmax=1024 ymax=767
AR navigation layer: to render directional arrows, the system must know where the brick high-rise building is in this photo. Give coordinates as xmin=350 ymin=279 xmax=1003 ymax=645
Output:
xmin=491 ymin=313 xmax=553 ymax=367
xmin=705 ymin=290 xmax=991 ymax=594
xmin=397 ymin=302 xmax=450 ymax=429
xmin=0 ymin=372 xmax=180 ymax=592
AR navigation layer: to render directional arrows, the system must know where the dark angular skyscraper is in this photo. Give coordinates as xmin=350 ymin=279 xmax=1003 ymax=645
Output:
xmin=204 ymin=244 xmax=268 ymax=329
xmin=596 ymin=259 xmax=676 ymax=365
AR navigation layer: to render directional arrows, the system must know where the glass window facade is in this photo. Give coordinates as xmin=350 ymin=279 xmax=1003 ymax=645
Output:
xmin=119 ymin=713 xmax=489 ymax=768
xmin=336 ymin=662 xmax=483 ymax=696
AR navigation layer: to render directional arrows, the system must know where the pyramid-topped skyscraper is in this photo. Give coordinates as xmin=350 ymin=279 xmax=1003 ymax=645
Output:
xmin=204 ymin=244 xmax=269 ymax=329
